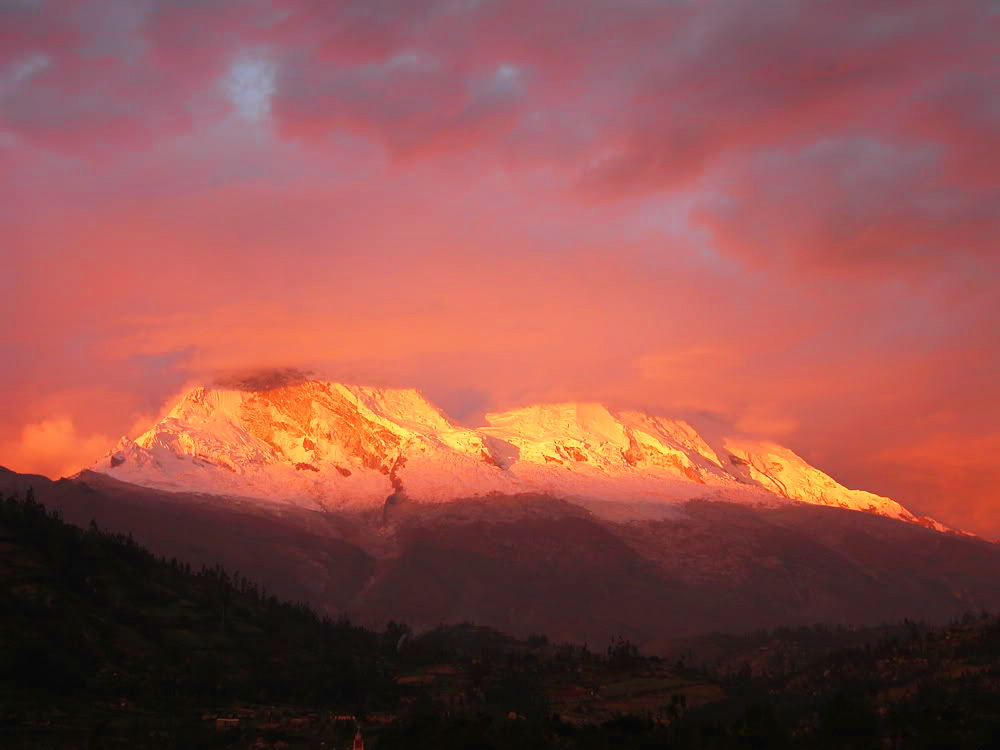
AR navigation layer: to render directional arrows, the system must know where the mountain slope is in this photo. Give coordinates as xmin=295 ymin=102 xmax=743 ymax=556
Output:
xmin=91 ymin=379 xmax=931 ymax=527
xmin=3 ymin=468 xmax=998 ymax=652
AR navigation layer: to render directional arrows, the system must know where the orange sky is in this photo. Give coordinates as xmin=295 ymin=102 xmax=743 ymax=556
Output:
xmin=2 ymin=0 xmax=998 ymax=536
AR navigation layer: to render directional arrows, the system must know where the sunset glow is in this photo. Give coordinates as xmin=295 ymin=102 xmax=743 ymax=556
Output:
xmin=2 ymin=0 xmax=998 ymax=536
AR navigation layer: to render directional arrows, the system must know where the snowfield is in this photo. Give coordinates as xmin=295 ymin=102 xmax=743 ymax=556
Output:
xmin=91 ymin=380 xmax=941 ymax=530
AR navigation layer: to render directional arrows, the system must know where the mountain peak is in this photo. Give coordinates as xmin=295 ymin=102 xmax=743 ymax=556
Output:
xmin=93 ymin=379 xmax=939 ymax=529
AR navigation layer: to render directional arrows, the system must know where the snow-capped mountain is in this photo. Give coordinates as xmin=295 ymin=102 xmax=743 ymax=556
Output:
xmin=92 ymin=379 xmax=941 ymax=530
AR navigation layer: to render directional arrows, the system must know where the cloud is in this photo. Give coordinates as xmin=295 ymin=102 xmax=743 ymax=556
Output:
xmin=866 ymin=433 xmax=1000 ymax=538
xmin=693 ymin=137 xmax=999 ymax=277
xmin=272 ymin=53 xmax=527 ymax=160
xmin=1 ymin=0 xmax=998 ymax=537
xmin=579 ymin=0 xmax=995 ymax=189
xmin=223 ymin=56 xmax=278 ymax=122
xmin=0 ymin=417 xmax=111 ymax=479
xmin=0 ymin=0 xmax=261 ymax=152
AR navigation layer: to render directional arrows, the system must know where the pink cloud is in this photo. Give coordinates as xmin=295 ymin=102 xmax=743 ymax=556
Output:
xmin=1 ymin=0 xmax=998 ymax=537
xmin=693 ymin=137 xmax=998 ymax=276
xmin=0 ymin=417 xmax=111 ymax=479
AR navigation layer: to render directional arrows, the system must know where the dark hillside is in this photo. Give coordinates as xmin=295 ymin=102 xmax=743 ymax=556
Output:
xmin=0 ymin=489 xmax=391 ymax=748
xmin=3 ymin=484 xmax=1000 ymax=749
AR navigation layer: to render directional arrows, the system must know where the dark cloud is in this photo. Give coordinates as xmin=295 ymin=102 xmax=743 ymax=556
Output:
xmin=213 ymin=368 xmax=315 ymax=391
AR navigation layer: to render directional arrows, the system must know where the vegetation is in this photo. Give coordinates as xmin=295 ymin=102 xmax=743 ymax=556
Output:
xmin=3 ymin=489 xmax=1000 ymax=748
xmin=0 ymin=489 xmax=391 ymax=706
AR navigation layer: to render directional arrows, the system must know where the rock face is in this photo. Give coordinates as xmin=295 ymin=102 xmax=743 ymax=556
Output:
xmin=94 ymin=380 xmax=931 ymax=527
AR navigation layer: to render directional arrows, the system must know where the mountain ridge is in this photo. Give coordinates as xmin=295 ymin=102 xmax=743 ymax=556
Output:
xmin=89 ymin=379 xmax=945 ymax=531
